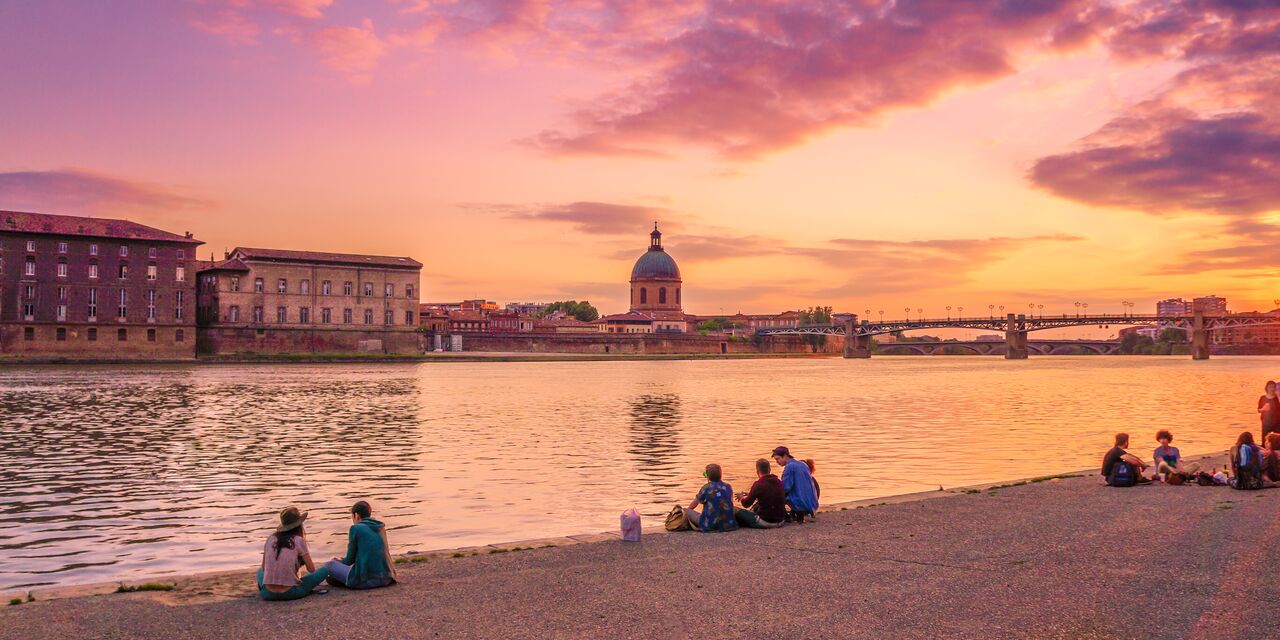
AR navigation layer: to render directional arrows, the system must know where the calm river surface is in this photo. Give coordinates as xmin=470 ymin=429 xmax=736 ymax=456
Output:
xmin=2 ymin=357 xmax=1278 ymax=590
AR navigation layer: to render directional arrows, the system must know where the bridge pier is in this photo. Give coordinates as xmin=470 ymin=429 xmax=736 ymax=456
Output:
xmin=1192 ymin=310 xmax=1210 ymax=360
xmin=1005 ymin=313 xmax=1028 ymax=359
xmin=843 ymin=319 xmax=871 ymax=358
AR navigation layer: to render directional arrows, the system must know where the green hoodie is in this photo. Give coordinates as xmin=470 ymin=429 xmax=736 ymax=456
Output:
xmin=340 ymin=517 xmax=396 ymax=588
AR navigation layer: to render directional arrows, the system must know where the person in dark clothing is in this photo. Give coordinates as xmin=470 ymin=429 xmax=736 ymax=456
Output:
xmin=325 ymin=500 xmax=397 ymax=589
xmin=1101 ymin=432 xmax=1149 ymax=485
xmin=1259 ymin=381 xmax=1279 ymax=443
xmin=735 ymin=458 xmax=785 ymax=528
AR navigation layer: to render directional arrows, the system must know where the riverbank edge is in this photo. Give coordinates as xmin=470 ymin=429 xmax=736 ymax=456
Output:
xmin=0 ymin=351 xmax=838 ymax=365
xmin=2 ymin=451 xmax=1226 ymax=604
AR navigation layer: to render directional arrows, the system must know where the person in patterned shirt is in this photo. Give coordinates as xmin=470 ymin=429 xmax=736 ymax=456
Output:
xmin=684 ymin=463 xmax=739 ymax=532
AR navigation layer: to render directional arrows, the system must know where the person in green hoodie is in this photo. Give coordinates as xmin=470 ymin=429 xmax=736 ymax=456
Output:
xmin=325 ymin=500 xmax=398 ymax=589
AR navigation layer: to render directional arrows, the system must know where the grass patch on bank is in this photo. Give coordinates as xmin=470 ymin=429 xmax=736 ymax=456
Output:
xmin=115 ymin=583 xmax=174 ymax=593
xmin=395 ymin=554 xmax=431 ymax=565
xmin=987 ymin=474 xmax=1084 ymax=493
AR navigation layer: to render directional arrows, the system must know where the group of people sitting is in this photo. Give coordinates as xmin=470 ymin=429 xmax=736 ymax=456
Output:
xmin=680 ymin=446 xmax=821 ymax=533
xmin=1102 ymin=430 xmax=1280 ymax=490
xmin=257 ymin=500 xmax=397 ymax=601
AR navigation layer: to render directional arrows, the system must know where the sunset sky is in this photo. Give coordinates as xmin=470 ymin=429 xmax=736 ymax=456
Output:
xmin=1 ymin=1 xmax=1277 ymax=319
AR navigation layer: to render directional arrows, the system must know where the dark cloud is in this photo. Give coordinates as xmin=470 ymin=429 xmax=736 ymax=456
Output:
xmin=0 ymin=168 xmax=213 ymax=214
xmin=500 ymin=201 xmax=676 ymax=235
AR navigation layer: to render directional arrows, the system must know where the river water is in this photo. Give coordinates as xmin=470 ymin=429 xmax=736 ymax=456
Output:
xmin=2 ymin=357 xmax=1277 ymax=591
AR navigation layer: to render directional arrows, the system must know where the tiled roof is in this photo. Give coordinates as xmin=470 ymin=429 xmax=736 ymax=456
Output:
xmin=230 ymin=247 xmax=422 ymax=269
xmin=602 ymin=312 xmax=656 ymax=322
xmin=199 ymin=257 xmax=250 ymax=272
xmin=0 ymin=210 xmax=202 ymax=244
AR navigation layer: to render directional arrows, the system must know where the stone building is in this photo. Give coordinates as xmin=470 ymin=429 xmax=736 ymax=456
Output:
xmin=629 ymin=224 xmax=686 ymax=332
xmin=196 ymin=247 xmax=422 ymax=355
xmin=0 ymin=210 xmax=202 ymax=360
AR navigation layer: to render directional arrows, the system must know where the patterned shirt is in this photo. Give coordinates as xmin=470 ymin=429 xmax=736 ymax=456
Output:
xmin=695 ymin=481 xmax=738 ymax=532
xmin=262 ymin=534 xmax=308 ymax=587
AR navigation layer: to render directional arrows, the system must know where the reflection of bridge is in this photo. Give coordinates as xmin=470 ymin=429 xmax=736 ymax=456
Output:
xmin=879 ymin=339 xmax=1120 ymax=356
xmin=757 ymin=313 xmax=1280 ymax=360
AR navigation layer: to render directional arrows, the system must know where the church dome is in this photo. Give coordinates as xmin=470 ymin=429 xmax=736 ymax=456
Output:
xmin=630 ymin=225 xmax=680 ymax=280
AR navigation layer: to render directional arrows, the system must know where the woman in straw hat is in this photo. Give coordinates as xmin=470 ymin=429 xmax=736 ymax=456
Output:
xmin=256 ymin=506 xmax=330 ymax=601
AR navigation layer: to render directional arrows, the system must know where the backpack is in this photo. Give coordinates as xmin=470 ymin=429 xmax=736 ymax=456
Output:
xmin=664 ymin=505 xmax=693 ymax=532
xmin=1107 ymin=460 xmax=1138 ymax=487
xmin=1234 ymin=444 xmax=1264 ymax=490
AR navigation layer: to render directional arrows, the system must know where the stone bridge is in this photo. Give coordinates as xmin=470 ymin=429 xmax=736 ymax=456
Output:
xmin=878 ymin=339 xmax=1120 ymax=356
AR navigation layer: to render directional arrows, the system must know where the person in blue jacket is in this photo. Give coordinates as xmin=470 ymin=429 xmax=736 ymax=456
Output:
xmin=772 ymin=446 xmax=819 ymax=523
xmin=325 ymin=501 xmax=398 ymax=589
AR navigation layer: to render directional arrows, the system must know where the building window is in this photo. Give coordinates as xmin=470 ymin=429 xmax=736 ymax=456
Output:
xmin=405 ymin=310 xmax=414 ymax=325
xmin=252 ymin=306 xmax=263 ymax=322
xmin=147 ymin=264 xmax=157 ymax=280
xmin=90 ymin=243 xmax=98 ymax=256
xmin=640 ymin=287 xmax=647 ymax=304
xmin=175 ymin=291 xmax=184 ymax=319
xmin=659 ymin=287 xmax=667 ymax=304
xmin=321 ymin=308 xmax=331 ymax=323
xmin=277 ymin=306 xmax=287 ymax=323
xmin=384 ymin=309 xmax=393 ymax=325
xmin=228 ymin=305 xmax=240 ymax=322
xmin=254 ymin=277 xmax=264 ymax=293
xmin=343 ymin=308 xmax=352 ymax=324
xmin=176 ymin=249 xmax=185 ymax=259
xmin=57 ymin=304 xmax=67 ymax=321
xmin=58 ymin=242 xmax=68 ymax=254
xmin=24 ymin=256 xmax=35 ymax=276
xmin=676 ymin=288 xmax=680 ymax=305
xmin=89 ymin=262 xmax=99 ymax=279
xmin=406 ymin=284 xmax=414 ymax=298
xmin=384 ymin=283 xmax=393 ymax=297
xmin=230 ymin=276 xmax=240 ymax=292
xmin=88 ymin=288 xmax=97 ymax=320
xmin=88 ymin=327 xmax=97 ymax=341
xmin=322 ymin=280 xmax=331 ymax=295
xmin=147 ymin=290 xmax=156 ymax=319
xmin=364 ymin=308 xmax=373 ymax=324
xmin=23 ymin=327 xmax=34 ymax=341
xmin=54 ymin=327 xmax=66 ymax=341
xmin=364 ymin=282 xmax=373 ymax=296
xmin=55 ymin=258 xmax=68 ymax=278
xmin=119 ymin=245 xmax=128 ymax=257
xmin=118 ymin=263 xmax=128 ymax=279
xmin=148 ymin=247 xmax=157 ymax=258
xmin=344 ymin=281 xmax=353 ymax=295
xmin=26 ymin=240 xmax=35 ymax=252
xmin=299 ymin=307 xmax=310 ymax=323
xmin=176 ymin=265 xmax=185 ymax=282
xmin=300 ymin=279 xmax=310 ymax=295
xmin=118 ymin=290 xmax=127 ymax=319
xmin=22 ymin=303 xmax=34 ymax=320
xmin=278 ymin=278 xmax=287 ymax=293
xmin=118 ymin=328 xmax=128 ymax=341
xmin=147 ymin=328 xmax=156 ymax=342
xmin=175 ymin=329 xmax=185 ymax=342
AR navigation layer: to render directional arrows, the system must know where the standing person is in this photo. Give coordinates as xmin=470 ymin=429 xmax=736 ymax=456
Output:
xmin=684 ymin=463 xmax=738 ymax=532
xmin=1152 ymin=430 xmax=1200 ymax=482
xmin=1259 ymin=381 xmax=1280 ymax=443
xmin=325 ymin=501 xmax=397 ymax=590
xmin=257 ymin=506 xmax=330 ymax=601
xmin=1101 ymin=433 xmax=1149 ymax=487
xmin=734 ymin=459 xmax=785 ymax=529
xmin=772 ymin=446 xmax=819 ymax=523
xmin=804 ymin=459 xmax=821 ymax=501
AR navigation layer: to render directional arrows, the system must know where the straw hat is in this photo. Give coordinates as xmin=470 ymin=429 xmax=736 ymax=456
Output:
xmin=276 ymin=506 xmax=308 ymax=533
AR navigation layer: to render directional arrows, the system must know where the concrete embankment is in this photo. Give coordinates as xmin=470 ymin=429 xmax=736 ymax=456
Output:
xmin=3 ymin=453 xmax=1276 ymax=639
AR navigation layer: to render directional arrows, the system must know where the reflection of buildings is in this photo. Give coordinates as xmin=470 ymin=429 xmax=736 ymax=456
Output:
xmin=627 ymin=393 xmax=683 ymax=496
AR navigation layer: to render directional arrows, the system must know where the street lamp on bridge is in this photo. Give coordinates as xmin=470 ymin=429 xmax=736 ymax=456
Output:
xmin=904 ymin=307 xmax=911 ymax=321
xmin=917 ymin=308 xmax=923 ymax=321
xmin=1075 ymin=302 xmax=1081 ymax=317
xmin=999 ymin=305 xmax=1005 ymax=317
xmin=946 ymin=305 xmax=951 ymax=320
xmin=1037 ymin=304 xmax=1043 ymax=318
xmin=878 ymin=310 xmax=884 ymax=323
xmin=988 ymin=304 xmax=994 ymax=319
xmin=958 ymin=306 xmax=964 ymax=319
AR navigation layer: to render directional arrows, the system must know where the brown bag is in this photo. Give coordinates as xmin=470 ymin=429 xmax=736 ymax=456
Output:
xmin=664 ymin=505 xmax=692 ymax=532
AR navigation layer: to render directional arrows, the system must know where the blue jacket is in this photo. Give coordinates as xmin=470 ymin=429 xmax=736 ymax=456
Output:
xmin=781 ymin=459 xmax=819 ymax=513
xmin=340 ymin=517 xmax=395 ymax=588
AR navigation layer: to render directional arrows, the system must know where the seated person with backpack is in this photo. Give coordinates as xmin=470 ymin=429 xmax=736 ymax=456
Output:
xmin=1230 ymin=432 xmax=1267 ymax=490
xmin=734 ymin=458 xmax=785 ymax=529
xmin=1101 ymin=433 xmax=1150 ymax=487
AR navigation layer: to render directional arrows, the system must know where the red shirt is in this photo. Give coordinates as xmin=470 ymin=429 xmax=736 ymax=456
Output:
xmin=741 ymin=474 xmax=787 ymax=524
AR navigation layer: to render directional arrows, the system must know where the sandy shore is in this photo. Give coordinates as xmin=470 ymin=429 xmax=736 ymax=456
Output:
xmin=4 ymin=452 xmax=1275 ymax=639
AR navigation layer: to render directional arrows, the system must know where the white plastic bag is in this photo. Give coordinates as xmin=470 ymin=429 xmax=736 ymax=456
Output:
xmin=620 ymin=507 xmax=642 ymax=542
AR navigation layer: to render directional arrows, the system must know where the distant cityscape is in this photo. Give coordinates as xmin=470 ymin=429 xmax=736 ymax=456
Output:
xmin=3 ymin=209 xmax=1279 ymax=360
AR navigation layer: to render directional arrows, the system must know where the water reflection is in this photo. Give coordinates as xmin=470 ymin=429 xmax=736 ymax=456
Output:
xmin=627 ymin=393 xmax=683 ymax=508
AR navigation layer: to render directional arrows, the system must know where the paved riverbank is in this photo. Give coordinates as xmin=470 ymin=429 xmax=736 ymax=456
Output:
xmin=4 ymin=454 xmax=1277 ymax=640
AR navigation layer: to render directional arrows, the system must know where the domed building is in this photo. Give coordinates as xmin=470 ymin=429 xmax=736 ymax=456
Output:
xmin=621 ymin=224 xmax=686 ymax=332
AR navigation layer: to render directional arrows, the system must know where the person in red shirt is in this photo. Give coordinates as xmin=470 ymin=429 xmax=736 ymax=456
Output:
xmin=734 ymin=458 xmax=786 ymax=528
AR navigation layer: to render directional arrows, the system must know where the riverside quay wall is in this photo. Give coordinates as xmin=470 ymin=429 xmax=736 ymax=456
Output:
xmin=449 ymin=331 xmax=843 ymax=355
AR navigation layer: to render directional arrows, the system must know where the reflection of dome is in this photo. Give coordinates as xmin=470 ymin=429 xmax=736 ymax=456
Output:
xmin=630 ymin=224 xmax=681 ymax=280
xmin=631 ymin=250 xmax=680 ymax=280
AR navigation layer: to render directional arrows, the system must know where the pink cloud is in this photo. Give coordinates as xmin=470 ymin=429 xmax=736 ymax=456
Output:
xmin=501 ymin=201 xmax=674 ymax=235
xmin=302 ymin=19 xmax=387 ymax=79
xmin=0 ymin=168 xmax=214 ymax=215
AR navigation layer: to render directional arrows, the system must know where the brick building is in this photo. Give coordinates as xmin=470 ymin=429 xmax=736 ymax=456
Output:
xmin=0 ymin=210 xmax=202 ymax=360
xmin=196 ymin=247 xmax=422 ymax=355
